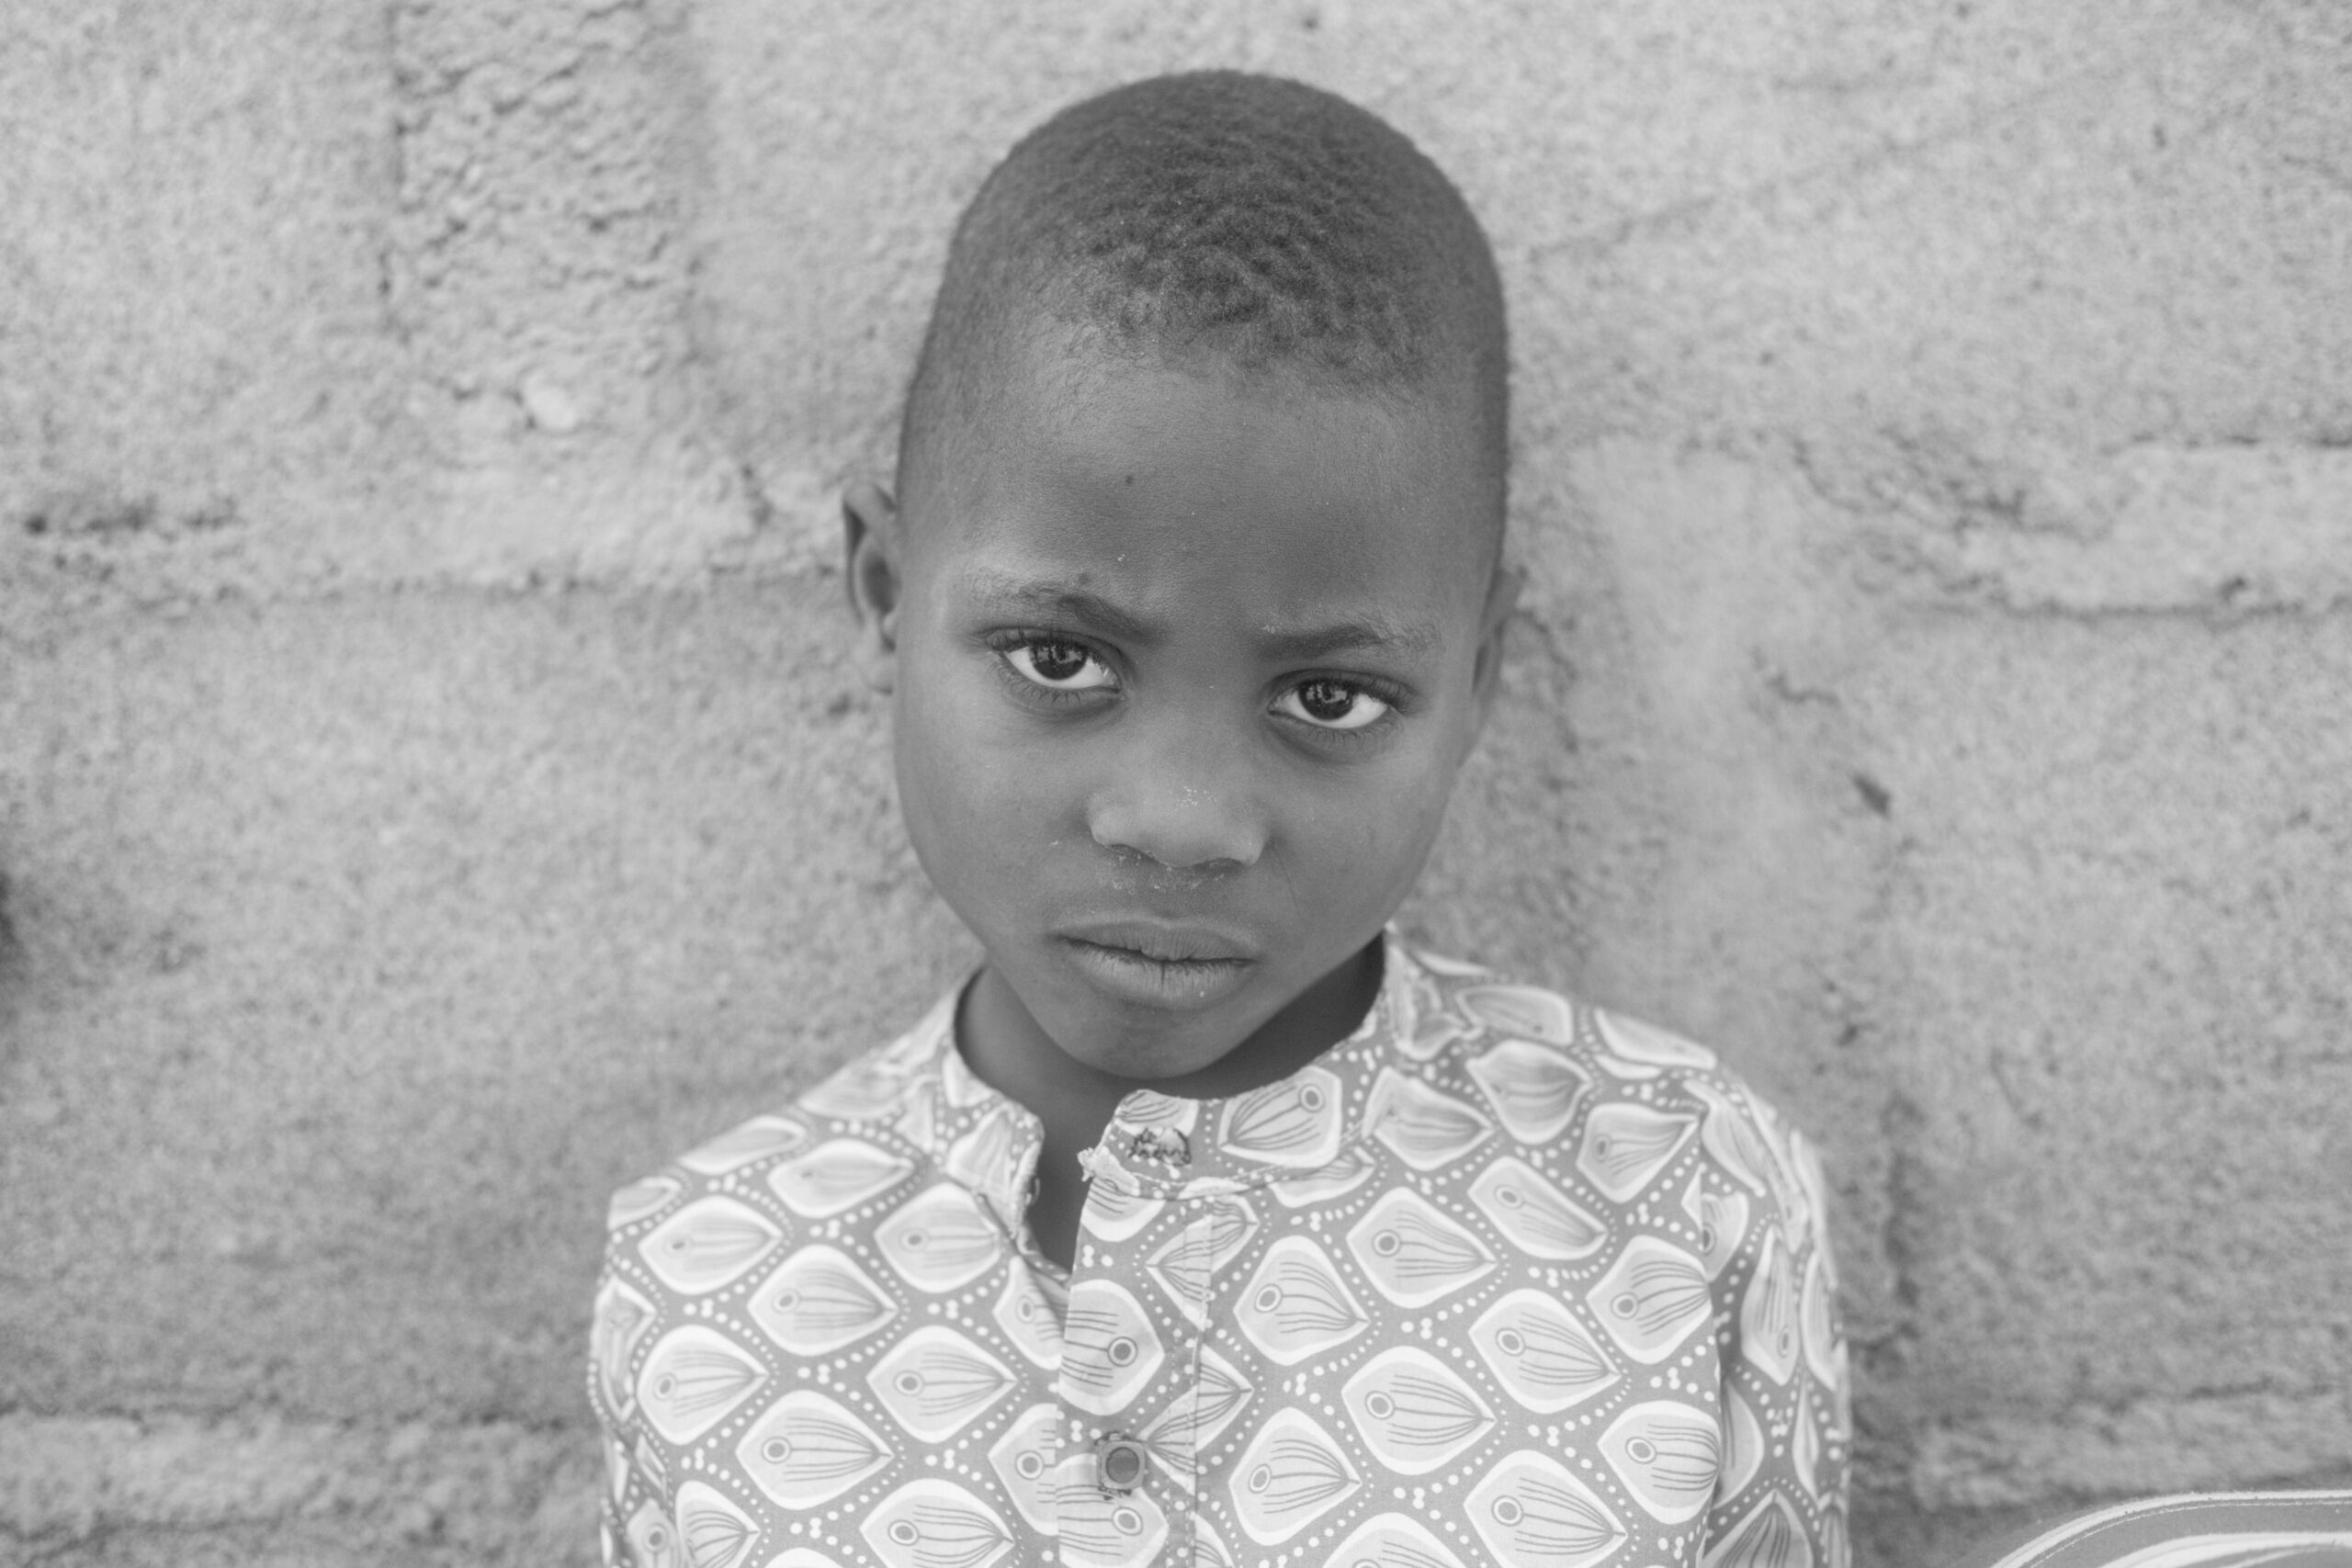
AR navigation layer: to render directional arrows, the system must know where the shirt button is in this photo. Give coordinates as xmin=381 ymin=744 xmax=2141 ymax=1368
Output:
xmin=1129 ymin=1127 xmax=1190 ymax=1164
xmin=1096 ymin=1436 xmax=1148 ymax=1493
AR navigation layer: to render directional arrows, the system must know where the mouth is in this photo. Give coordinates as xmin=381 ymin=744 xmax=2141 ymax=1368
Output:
xmin=1056 ymin=919 xmax=1261 ymax=1010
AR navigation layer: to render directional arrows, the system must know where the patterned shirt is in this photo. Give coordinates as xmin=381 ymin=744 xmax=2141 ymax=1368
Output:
xmin=588 ymin=931 xmax=1852 ymax=1568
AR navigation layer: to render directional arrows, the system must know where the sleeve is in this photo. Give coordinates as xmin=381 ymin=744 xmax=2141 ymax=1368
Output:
xmin=588 ymin=1201 xmax=674 ymax=1568
xmin=1690 ymin=1076 xmax=1854 ymax=1568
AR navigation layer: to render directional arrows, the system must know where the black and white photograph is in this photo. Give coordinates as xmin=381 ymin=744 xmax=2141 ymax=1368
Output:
xmin=3 ymin=4 xmax=2348 ymax=1565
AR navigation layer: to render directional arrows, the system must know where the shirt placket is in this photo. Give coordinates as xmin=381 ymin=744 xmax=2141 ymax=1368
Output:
xmin=1022 ymin=943 xmax=1403 ymax=1568
xmin=1050 ymin=1117 xmax=1225 ymax=1568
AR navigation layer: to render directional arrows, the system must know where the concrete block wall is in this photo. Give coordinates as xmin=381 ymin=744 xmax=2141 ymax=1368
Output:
xmin=3 ymin=2 xmax=2346 ymax=1563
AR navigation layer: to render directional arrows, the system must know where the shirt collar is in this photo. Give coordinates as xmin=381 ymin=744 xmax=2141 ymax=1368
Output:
xmin=873 ymin=925 xmax=1432 ymax=1216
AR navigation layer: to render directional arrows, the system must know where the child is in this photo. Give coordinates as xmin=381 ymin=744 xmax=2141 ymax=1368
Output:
xmin=589 ymin=71 xmax=1850 ymax=1568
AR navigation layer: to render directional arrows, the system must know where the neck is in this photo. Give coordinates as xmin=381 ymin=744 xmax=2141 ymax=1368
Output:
xmin=954 ymin=934 xmax=1385 ymax=1150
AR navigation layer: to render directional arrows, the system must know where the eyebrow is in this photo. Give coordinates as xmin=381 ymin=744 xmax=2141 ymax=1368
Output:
xmin=966 ymin=577 xmax=1158 ymax=646
xmin=1256 ymin=617 xmax=1440 ymax=662
xmin=961 ymin=571 xmax=1442 ymax=662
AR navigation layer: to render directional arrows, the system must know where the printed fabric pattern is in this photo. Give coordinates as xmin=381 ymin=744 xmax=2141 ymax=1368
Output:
xmin=588 ymin=932 xmax=1852 ymax=1568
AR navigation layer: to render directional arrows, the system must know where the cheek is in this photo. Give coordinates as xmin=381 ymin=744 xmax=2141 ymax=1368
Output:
xmin=891 ymin=661 xmax=1072 ymax=887
xmin=1299 ymin=742 xmax=1459 ymax=882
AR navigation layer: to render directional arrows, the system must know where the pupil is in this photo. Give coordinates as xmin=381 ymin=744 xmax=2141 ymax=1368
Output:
xmin=1033 ymin=642 xmax=1085 ymax=681
xmin=1300 ymin=681 xmax=1352 ymax=720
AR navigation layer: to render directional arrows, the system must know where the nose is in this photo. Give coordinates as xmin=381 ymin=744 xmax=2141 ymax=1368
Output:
xmin=1086 ymin=728 xmax=1268 ymax=874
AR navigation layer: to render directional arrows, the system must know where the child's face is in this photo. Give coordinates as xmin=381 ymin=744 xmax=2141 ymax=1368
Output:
xmin=849 ymin=327 xmax=1517 ymax=1082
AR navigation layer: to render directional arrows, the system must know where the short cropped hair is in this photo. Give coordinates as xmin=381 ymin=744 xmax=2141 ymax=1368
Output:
xmin=899 ymin=71 xmax=1510 ymax=540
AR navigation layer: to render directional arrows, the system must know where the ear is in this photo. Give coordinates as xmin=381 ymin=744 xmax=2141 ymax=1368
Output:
xmin=842 ymin=479 xmax=905 ymax=694
xmin=1464 ymin=560 xmax=1523 ymax=739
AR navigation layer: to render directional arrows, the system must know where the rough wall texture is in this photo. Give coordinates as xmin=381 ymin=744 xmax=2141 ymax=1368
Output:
xmin=3 ymin=3 xmax=2348 ymax=1565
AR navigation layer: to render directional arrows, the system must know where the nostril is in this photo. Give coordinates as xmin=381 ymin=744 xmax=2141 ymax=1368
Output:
xmin=1086 ymin=795 xmax=1266 ymax=874
xmin=1088 ymin=835 xmax=1255 ymax=882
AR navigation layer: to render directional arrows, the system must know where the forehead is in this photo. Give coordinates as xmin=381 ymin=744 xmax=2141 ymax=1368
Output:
xmin=910 ymin=330 xmax=1495 ymax=635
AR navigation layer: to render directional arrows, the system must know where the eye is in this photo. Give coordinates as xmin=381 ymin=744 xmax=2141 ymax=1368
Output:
xmin=1274 ymin=677 xmax=1393 ymax=731
xmin=1002 ymin=637 xmax=1115 ymax=692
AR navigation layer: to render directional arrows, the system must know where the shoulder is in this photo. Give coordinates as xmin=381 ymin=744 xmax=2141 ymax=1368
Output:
xmin=1380 ymin=942 xmax=1852 ymax=1543
xmin=1394 ymin=940 xmax=1832 ymax=1246
xmin=587 ymin=1024 xmax=948 ymax=1416
xmin=600 ymin=1043 xmax=949 ymax=1250
xmin=585 ymin=1022 xmax=963 ymax=1529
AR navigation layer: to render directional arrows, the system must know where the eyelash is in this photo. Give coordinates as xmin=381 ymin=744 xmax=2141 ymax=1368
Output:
xmin=984 ymin=631 xmax=1406 ymax=739
xmin=987 ymin=633 xmax=1116 ymax=707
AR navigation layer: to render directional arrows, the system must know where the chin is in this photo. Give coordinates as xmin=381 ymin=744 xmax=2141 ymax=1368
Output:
xmin=1032 ymin=969 xmax=1270 ymax=1079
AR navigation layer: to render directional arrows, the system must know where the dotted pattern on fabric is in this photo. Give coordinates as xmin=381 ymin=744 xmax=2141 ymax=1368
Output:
xmin=587 ymin=932 xmax=1852 ymax=1568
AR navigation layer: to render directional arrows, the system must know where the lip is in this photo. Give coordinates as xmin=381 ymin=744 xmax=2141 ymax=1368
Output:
xmin=1057 ymin=919 xmax=1262 ymax=964
xmin=1055 ymin=919 xmax=1261 ymax=1011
